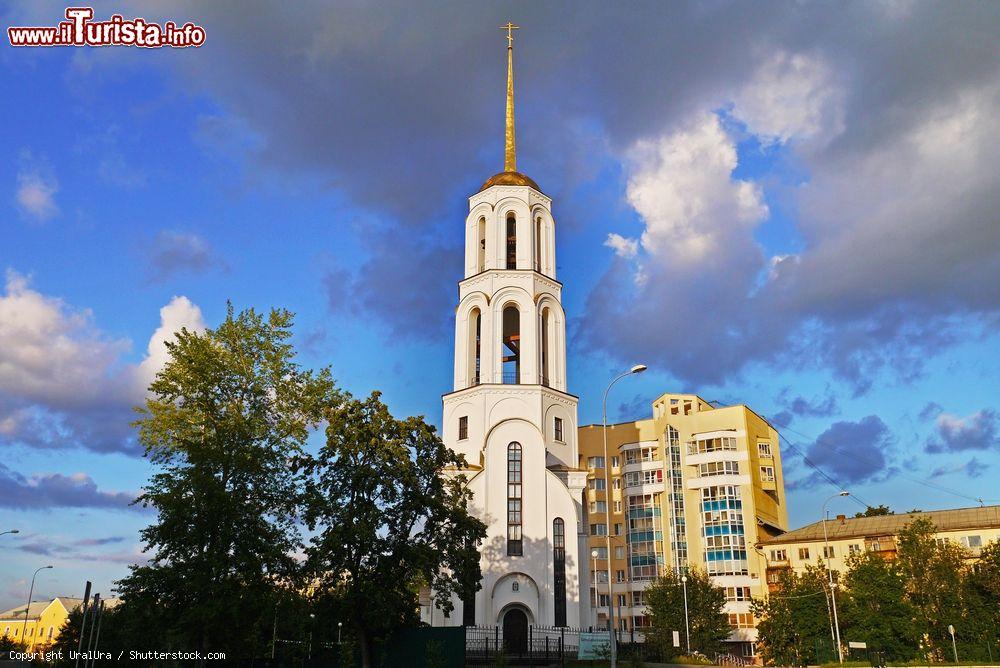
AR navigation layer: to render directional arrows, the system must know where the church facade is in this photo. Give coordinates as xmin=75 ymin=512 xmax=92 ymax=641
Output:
xmin=421 ymin=25 xmax=589 ymax=634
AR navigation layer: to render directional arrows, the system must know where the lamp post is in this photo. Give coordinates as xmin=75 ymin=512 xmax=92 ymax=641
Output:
xmin=0 ymin=529 xmax=19 ymax=537
xmin=22 ymin=565 xmax=53 ymax=648
xmin=681 ymin=574 xmax=691 ymax=654
xmin=822 ymin=491 xmax=849 ymax=664
xmin=592 ymin=549 xmax=600 ymax=630
xmin=602 ymin=364 xmax=647 ymax=668
xmin=308 ymin=613 xmax=315 ymax=660
xmin=338 ymin=621 xmax=343 ymax=644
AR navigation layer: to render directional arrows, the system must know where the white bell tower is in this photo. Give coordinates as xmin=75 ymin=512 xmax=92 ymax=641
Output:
xmin=431 ymin=23 xmax=588 ymax=633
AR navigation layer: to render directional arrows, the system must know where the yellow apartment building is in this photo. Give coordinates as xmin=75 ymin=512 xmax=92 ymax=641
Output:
xmin=758 ymin=505 xmax=1000 ymax=587
xmin=0 ymin=597 xmax=83 ymax=650
xmin=579 ymin=392 xmax=789 ymax=659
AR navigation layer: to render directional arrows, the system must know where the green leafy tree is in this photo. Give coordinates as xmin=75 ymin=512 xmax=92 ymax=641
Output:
xmin=854 ymin=505 xmax=893 ymax=518
xmin=753 ymin=565 xmax=834 ymax=666
xmin=840 ymin=550 xmax=919 ymax=661
xmin=895 ymin=517 xmax=967 ymax=660
xmin=300 ymin=391 xmax=486 ymax=668
xmin=955 ymin=539 xmax=1000 ymax=661
xmin=645 ymin=566 xmax=730 ymax=659
xmin=115 ymin=305 xmax=339 ymax=657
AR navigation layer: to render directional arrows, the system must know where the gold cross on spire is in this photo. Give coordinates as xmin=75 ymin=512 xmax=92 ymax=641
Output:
xmin=500 ymin=22 xmax=519 ymax=172
xmin=500 ymin=22 xmax=519 ymax=48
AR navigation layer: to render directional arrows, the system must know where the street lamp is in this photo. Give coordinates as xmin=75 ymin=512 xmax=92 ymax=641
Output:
xmin=823 ymin=491 xmax=849 ymax=664
xmin=602 ymin=364 xmax=646 ymax=668
xmin=308 ymin=613 xmax=315 ymax=660
xmin=591 ymin=549 xmax=600 ymax=630
xmin=338 ymin=621 xmax=343 ymax=645
xmin=22 ymin=565 xmax=53 ymax=647
xmin=681 ymin=574 xmax=691 ymax=654
xmin=0 ymin=529 xmax=19 ymax=536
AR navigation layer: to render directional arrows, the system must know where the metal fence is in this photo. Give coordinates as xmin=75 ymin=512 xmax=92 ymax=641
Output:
xmin=466 ymin=625 xmax=582 ymax=664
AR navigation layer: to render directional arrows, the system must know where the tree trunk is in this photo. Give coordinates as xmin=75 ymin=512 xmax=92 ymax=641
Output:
xmin=358 ymin=628 xmax=374 ymax=668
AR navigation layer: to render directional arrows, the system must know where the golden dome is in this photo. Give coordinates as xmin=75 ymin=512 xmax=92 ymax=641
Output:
xmin=479 ymin=170 xmax=543 ymax=193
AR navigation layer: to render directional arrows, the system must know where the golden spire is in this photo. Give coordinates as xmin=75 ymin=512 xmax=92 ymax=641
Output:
xmin=500 ymin=22 xmax=519 ymax=172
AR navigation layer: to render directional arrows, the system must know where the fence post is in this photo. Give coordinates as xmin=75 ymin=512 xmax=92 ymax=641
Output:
xmin=495 ymin=625 xmax=499 ymax=656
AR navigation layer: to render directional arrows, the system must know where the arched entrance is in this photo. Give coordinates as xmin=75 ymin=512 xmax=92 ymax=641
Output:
xmin=502 ymin=607 xmax=528 ymax=653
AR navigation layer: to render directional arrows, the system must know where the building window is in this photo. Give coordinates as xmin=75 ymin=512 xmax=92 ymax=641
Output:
xmin=554 ymin=417 xmax=564 ymax=442
xmin=725 ymin=586 xmax=752 ymax=602
xmin=767 ymin=570 xmax=781 ymax=584
xmin=458 ymin=416 xmax=469 ymax=441
xmin=589 ymin=501 xmax=607 ymax=514
xmin=506 ymin=214 xmax=517 ymax=269
xmin=798 ymin=547 xmax=810 ymax=560
xmin=632 ymin=591 xmax=645 ymax=607
xmin=823 ymin=545 xmax=835 ymax=558
xmin=598 ymin=594 xmax=611 ymax=607
xmin=759 ymin=466 xmax=775 ymax=482
xmin=614 ymin=501 xmax=622 ymax=513
xmin=757 ymin=442 xmax=772 ymax=457
xmin=770 ymin=549 xmax=787 ymax=562
xmin=616 ymin=570 xmax=626 ymax=583
xmin=961 ymin=535 xmax=983 ymax=549
xmin=728 ymin=613 xmax=755 ymax=629
xmin=477 ymin=217 xmax=486 ymax=272
xmin=554 ymin=517 xmax=567 ymax=626
xmin=507 ymin=442 xmax=523 ymax=556
xmin=615 ymin=546 xmax=625 ymax=559
xmin=848 ymin=543 xmax=861 ymax=554
xmin=592 ymin=546 xmax=608 ymax=559
xmin=614 ymin=523 xmax=623 ymax=536
xmin=698 ymin=460 xmax=741 ymax=477
xmin=589 ymin=478 xmax=606 ymax=491
xmin=613 ymin=477 xmax=622 ymax=490
xmin=587 ymin=456 xmax=605 ymax=469
xmin=534 ymin=216 xmax=543 ymax=271
xmin=617 ymin=594 xmax=627 ymax=607
xmin=591 ymin=523 xmax=608 ymax=536
xmin=611 ymin=456 xmax=620 ymax=468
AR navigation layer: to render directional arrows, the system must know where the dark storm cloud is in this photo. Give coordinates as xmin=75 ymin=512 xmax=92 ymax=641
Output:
xmin=929 ymin=457 xmax=989 ymax=480
xmin=38 ymin=0 xmax=999 ymax=386
xmin=145 ymin=230 xmax=223 ymax=283
xmin=771 ymin=389 xmax=839 ymax=427
xmin=925 ymin=409 xmax=999 ymax=454
xmin=0 ymin=463 xmax=141 ymax=511
xmin=796 ymin=415 xmax=893 ymax=488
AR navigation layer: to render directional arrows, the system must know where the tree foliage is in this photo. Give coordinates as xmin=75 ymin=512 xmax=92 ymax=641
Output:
xmin=645 ymin=566 xmax=730 ymax=659
xmin=854 ymin=504 xmax=893 ymax=518
xmin=752 ymin=565 xmax=834 ymax=666
xmin=299 ymin=391 xmax=486 ymax=668
xmin=757 ymin=519 xmax=1000 ymax=665
xmin=114 ymin=305 xmax=340 ymax=657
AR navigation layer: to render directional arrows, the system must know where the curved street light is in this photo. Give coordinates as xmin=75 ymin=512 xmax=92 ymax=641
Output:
xmin=601 ymin=363 xmax=647 ymax=668
xmin=22 ymin=565 xmax=53 ymax=649
xmin=0 ymin=529 xmax=19 ymax=537
xmin=823 ymin=491 xmax=850 ymax=663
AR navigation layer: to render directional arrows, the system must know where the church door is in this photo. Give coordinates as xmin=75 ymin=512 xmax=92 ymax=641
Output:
xmin=503 ymin=608 xmax=528 ymax=654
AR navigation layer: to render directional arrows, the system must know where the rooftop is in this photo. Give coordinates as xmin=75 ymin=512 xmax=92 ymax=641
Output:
xmin=760 ymin=505 xmax=1000 ymax=545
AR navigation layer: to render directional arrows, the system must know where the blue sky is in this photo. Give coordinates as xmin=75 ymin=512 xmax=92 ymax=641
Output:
xmin=1 ymin=1 xmax=998 ymax=609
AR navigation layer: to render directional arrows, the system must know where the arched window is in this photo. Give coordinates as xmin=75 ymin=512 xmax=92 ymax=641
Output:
xmin=540 ymin=306 xmax=550 ymax=387
xmin=468 ymin=307 xmax=481 ymax=386
xmin=477 ymin=217 xmax=486 ymax=272
xmin=553 ymin=517 xmax=567 ymax=626
xmin=502 ymin=305 xmax=520 ymax=384
xmin=534 ymin=216 xmax=543 ymax=272
xmin=506 ymin=213 xmax=517 ymax=269
xmin=507 ymin=442 xmax=523 ymax=556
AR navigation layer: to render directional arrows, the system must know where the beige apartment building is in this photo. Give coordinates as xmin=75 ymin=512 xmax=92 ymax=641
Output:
xmin=759 ymin=505 xmax=1000 ymax=587
xmin=579 ymin=392 xmax=789 ymax=658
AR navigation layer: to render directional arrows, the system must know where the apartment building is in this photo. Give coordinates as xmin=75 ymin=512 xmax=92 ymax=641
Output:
xmin=579 ymin=392 xmax=789 ymax=658
xmin=759 ymin=505 xmax=1000 ymax=588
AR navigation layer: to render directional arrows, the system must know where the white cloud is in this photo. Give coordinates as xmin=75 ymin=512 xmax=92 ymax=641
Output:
xmin=604 ymin=233 xmax=639 ymax=259
xmin=625 ymin=112 xmax=768 ymax=267
xmin=136 ymin=296 xmax=206 ymax=391
xmin=731 ymin=51 xmax=845 ymax=146
xmin=0 ymin=271 xmax=205 ymax=453
xmin=16 ymin=165 xmax=59 ymax=221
